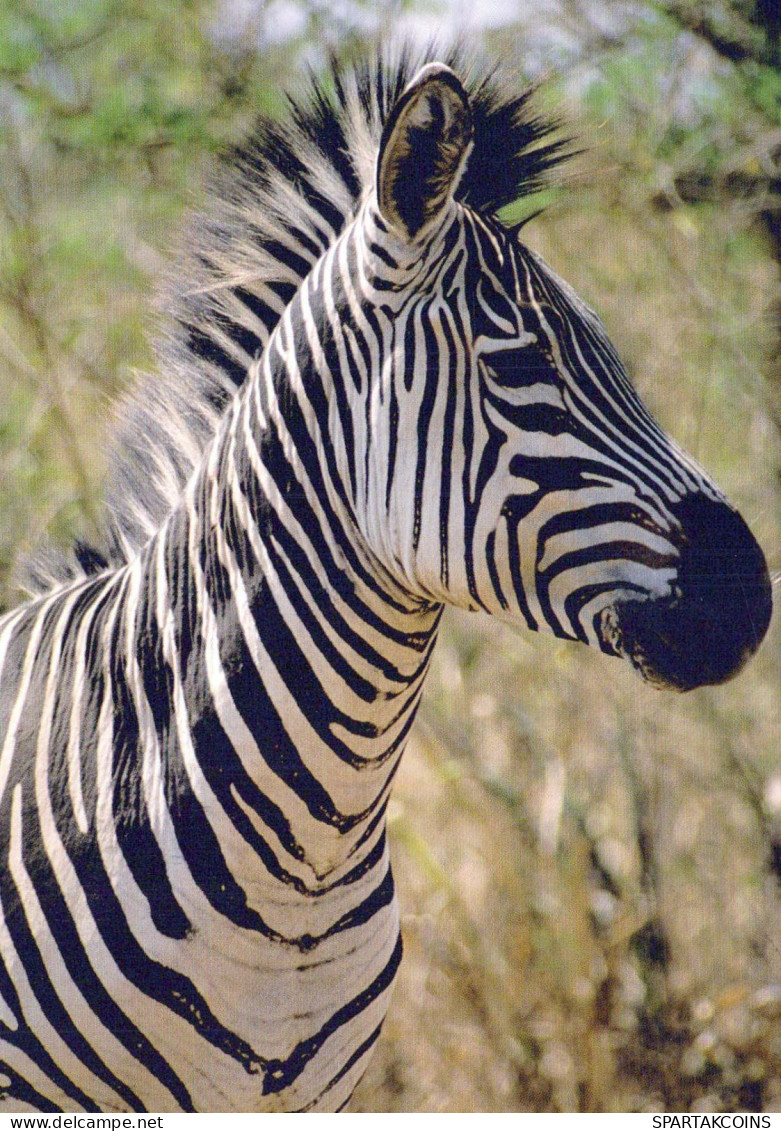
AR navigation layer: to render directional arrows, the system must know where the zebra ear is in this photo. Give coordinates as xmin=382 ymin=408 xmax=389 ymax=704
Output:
xmin=376 ymin=63 xmax=473 ymax=241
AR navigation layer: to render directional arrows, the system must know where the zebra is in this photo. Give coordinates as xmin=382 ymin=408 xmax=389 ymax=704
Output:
xmin=0 ymin=47 xmax=772 ymax=1113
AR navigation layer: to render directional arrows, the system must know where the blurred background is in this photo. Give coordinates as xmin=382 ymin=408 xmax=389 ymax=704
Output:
xmin=1 ymin=0 xmax=781 ymax=1113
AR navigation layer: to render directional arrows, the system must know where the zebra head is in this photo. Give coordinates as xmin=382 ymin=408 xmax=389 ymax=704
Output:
xmin=344 ymin=63 xmax=772 ymax=691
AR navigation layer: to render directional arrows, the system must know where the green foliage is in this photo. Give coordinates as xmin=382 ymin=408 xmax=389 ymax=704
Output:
xmin=742 ymin=59 xmax=781 ymax=122
xmin=1 ymin=0 xmax=258 ymax=153
xmin=579 ymin=8 xmax=780 ymax=185
xmin=0 ymin=0 xmax=315 ymax=602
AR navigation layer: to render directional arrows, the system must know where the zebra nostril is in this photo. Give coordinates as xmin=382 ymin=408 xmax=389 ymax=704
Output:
xmin=610 ymin=493 xmax=772 ymax=691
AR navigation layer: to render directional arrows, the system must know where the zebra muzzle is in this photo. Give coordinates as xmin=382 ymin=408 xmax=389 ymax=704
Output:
xmin=603 ymin=492 xmax=773 ymax=691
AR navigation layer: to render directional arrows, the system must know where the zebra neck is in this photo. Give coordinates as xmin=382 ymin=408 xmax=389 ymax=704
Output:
xmin=149 ymin=334 xmax=441 ymax=887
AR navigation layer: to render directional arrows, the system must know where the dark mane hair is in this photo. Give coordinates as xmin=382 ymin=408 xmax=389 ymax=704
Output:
xmin=21 ymin=43 xmax=569 ymax=595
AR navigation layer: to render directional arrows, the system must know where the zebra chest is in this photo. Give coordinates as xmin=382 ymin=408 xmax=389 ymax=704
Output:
xmin=0 ymin=805 xmax=401 ymax=1113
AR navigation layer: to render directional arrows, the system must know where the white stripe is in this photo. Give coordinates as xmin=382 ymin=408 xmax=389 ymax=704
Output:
xmin=0 ymin=595 xmax=61 ymax=808
xmin=539 ymin=521 xmax=676 ymax=574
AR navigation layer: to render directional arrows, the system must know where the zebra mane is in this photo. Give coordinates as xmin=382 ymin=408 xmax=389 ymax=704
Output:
xmin=21 ymin=43 xmax=568 ymax=595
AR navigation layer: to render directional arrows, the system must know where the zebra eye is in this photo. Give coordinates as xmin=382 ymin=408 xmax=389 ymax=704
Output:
xmin=484 ymin=345 xmax=560 ymax=388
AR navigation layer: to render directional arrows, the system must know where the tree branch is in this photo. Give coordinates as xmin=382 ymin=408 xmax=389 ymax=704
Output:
xmin=661 ymin=1 xmax=777 ymax=67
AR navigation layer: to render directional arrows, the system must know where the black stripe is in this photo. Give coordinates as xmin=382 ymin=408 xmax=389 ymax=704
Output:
xmin=302 ymin=1022 xmax=384 ymax=1111
xmin=164 ymin=505 xmax=314 ymax=891
xmin=197 ymin=495 xmax=356 ymax=831
xmin=412 ymin=306 xmax=441 ymax=554
xmin=261 ymin=932 xmax=403 ymax=1095
xmin=112 ymin=577 xmax=192 ymax=941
